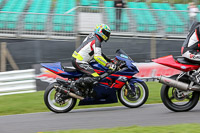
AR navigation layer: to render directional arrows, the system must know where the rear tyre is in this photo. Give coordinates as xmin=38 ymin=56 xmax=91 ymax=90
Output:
xmin=118 ymin=81 xmax=149 ymax=108
xmin=161 ymin=75 xmax=200 ymax=112
xmin=44 ymin=82 xmax=77 ymax=113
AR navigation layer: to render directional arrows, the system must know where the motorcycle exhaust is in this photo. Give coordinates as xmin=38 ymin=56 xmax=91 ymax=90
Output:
xmin=158 ymin=76 xmax=200 ymax=91
xmin=54 ymin=85 xmax=84 ymax=100
xmin=68 ymin=92 xmax=84 ymax=100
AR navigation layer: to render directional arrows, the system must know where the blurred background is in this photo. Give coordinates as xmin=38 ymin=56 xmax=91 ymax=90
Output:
xmin=0 ymin=0 xmax=199 ymax=71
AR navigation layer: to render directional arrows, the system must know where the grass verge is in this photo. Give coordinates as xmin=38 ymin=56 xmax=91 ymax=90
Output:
xmin=0 ymin=82 xmax=163 ymax=116
xmin=43 ymin=124 xmax=200 ymax=133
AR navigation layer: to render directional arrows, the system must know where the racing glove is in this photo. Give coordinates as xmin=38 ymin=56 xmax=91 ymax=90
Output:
xmin=106 ymin=63 xmax=116 ymax=71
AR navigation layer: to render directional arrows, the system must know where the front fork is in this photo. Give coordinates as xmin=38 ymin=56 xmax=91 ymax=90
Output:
xmin=124 ymin=81 xmax=135 ymax=96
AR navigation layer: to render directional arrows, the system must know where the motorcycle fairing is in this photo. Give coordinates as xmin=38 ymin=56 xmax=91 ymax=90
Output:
xmin=41 ymin=62 xmax=82 ymax=78
xmin=129 ymin=77 xmax=143 ymax=84
xmin=116 ymin=55 xmax=139 ymax=73
xmin=78 ymin=84 xmax=118 ymax=105
xmin=78 ymin=77 xmax=143 ymax=106
xmin=79 ymin=76 xmax=126 ymax=106
xmin=98 ymin=68 xmax=136 ymax=88
xmin=152 ymin=55 xmax=200 ymax=72
xmin=79 ymin=66 xmax=138 ymax=105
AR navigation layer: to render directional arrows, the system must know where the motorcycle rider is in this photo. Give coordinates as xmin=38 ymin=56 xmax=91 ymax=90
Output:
xmin=71 ymin=24 xmax=116 ymax=96
xmin=181 ymin=21 xmax=200 ymax=84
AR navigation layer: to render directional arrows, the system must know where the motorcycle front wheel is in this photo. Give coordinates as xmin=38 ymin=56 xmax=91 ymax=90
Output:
xmin=44 ymin=82 xmax=77 ymax=113
xmin=161 ymin=75 xmax=200 ymax=112
xmin=118 ymin=81 xmax=149 ymax=108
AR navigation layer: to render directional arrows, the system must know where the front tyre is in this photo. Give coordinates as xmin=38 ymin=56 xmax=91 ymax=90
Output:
xmin=118 ymin=81 xmax=149 ymax=108
xmin=44 ymin=82 xmax=77 ymax=113
xmin=161 ymin=75 xmax=199 ymax=112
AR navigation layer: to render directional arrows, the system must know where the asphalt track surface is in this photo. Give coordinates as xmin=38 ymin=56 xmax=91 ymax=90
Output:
xmin=0 ymin=103 xmax=200 ymax=133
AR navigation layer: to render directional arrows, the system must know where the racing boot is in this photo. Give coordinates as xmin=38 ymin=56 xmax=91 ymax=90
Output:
xmin=75 ymin=77 xmax=100 ymax=96
xmin=82 ymin=77 xmax=100 ymax=86
xmin=76 ymin=77 xmax=100 ymax=87
xmin=70 ymin=82 xmax=82 ymax=96
xmin=83 ymin=77 xmax=100 ymax=97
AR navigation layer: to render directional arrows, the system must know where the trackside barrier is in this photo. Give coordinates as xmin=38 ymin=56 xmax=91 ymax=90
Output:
xmin=135 ymin=62 xmax=181 ymax=80
xmin=0 ymin=69 xmax=36 ymax=96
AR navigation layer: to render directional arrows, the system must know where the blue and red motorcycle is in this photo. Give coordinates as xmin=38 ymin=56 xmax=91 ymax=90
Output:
xmin=42 ymin=49 xmax=149 ymax=113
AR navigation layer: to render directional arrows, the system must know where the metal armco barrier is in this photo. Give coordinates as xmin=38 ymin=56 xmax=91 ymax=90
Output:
xmin=0 ymin=69 xmax=36 ymax=96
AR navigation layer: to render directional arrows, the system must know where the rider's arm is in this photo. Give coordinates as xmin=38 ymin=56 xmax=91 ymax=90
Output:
xmin=93 ymin=39 xmax=110 ymax=66
xmin=102 ymin=53 xmax=112 ymax=62
xmin=93 ymin=47 xmax=116 ymax=71
xmin=93 ymin=39 xmax=115 ymax=70
xmin=94 ymin=46 xmax=108 ymax=67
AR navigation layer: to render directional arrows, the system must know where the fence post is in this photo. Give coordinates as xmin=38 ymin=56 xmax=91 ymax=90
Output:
xmin=5 ymin=45 xmax=19 ymax=70
xmin=0 ymin=42 xmax=19 ymax=72
xmin=0 ymin=42 xmax=6 ymax=72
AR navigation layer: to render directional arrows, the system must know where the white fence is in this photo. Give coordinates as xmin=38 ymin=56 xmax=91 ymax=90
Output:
xmin=0 ymin=69 xmax=36 ymax=96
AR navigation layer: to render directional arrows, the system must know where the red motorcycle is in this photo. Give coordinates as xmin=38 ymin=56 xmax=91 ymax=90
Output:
xmin=153 ymin=55 xmax=200 ymax=112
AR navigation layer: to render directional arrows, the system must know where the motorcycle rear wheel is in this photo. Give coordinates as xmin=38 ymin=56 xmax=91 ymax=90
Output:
xmin=44 ymin=82 xmax=77 ymax=113
xmin=161 ymin=75 xmax=200 ymax=112
xmin=118 ymin=81 xmax=149 ymax=108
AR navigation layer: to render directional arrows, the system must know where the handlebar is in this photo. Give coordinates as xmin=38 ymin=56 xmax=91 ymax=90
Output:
xmin=116 ymin=60 xmax=123 ymax=68
xmin=100 ymin=60 xmax=124 ymax=79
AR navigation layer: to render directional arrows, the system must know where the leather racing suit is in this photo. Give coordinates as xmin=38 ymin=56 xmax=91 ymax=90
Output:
xmin=181 ymin=21 xmax=200 ymax=62
xmin=71 ymin=33 xmax=112 ymax=94
xmin=181 ymin=21 xmax=200 ymax=85
xmin=72 ymin=33 xmax=111 ymax=77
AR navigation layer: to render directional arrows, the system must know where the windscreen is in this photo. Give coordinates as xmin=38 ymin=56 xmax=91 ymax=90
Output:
xmin=116 ymin=49 xmax=132 ymax=60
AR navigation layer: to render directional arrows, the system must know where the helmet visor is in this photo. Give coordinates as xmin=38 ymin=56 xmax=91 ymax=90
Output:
xmin=102 ymin=29 xmax=110 ymax=41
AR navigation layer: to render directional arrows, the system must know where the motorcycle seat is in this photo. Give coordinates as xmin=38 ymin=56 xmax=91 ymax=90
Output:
xmin=63 ymin=66 xmax=77 ymax=72
xmin=173 ymin=56 xmax=200 ymax=65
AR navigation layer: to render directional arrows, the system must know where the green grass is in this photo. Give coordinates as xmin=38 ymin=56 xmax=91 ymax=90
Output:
xmin=0 ymin=82 xmax=163 ymax=116
xmin=44 ymin=124 xmax=200 ymax=133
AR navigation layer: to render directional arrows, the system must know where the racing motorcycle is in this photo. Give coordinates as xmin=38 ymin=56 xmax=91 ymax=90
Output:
xmin=42 ymin=49 xmax=149 ymax=113
xmin=153 ymin=55 xmax=200 ymax=112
